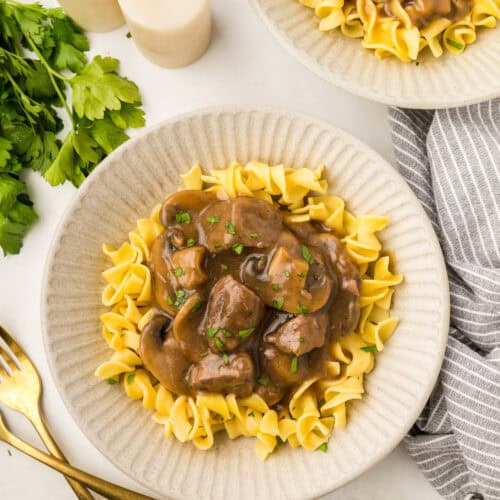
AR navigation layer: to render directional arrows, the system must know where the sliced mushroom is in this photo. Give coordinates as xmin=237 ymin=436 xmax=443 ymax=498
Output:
xmin=243 ymin=230 xmax=334 ymax=314
xmin=189 ymin=352 xmax=255 ymax=397
xmin=140 ymin=315 xmax=191 ymax=395
xmin=170 ymin=246 xmax=209 ymax=290
xmin=149 ymin=231 xmax=177 ymax=315
xmin=205 ymin=275 xmax=264 ymax=353
xmin=309 ymin=233 xmax=361 ymax=336
xmin=199 ymin=196 xmax=282 ymax=253
xmin=172 ymin=294 xmax=208 ymax=363
xmin=160 ymin=190 xmax=218 ymax=228
xmin=266 ymin=311 xmax=328 ymax=356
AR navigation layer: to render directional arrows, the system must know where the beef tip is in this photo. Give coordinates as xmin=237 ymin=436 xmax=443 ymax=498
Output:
xmin=189 ymin=352 xmax=255 ymax=397
xmin=140 ymin=315 xmax=191 ymax=396
xmin=266 ymin=311 xmax=328 ymax=356
xmin=200 ymin=196 xmax=282 ymax=253
xmin=170 ymin=246 xmax=208 ymax=290
xmin=254 ymin=377 xmax=287 ymax=407
xmin=260 ymin=345 xmax=310 ymax=385
xmin=205 ymin=275 xmax=264 ymax=352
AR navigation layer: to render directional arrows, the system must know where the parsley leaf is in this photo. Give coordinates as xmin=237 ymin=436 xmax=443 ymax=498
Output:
xmin=237 ymin=327 xmax=255 ymax=338
xmin=301 ymin=245 xmax=315 ymax=265
xmin=0 ymin=4 xmax=145 ymax=255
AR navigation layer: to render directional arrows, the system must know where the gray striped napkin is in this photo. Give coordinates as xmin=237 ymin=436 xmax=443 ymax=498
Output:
xmin=388 ymin=100 xmax=500 ymax=500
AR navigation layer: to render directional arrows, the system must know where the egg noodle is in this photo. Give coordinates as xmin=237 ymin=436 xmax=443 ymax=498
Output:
xmin=95 ymin=161 xmax=403 ymax=459
xmin=299 ymin=0 xmax=500 ymax=62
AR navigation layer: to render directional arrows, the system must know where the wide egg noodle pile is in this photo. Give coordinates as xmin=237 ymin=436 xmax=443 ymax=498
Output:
xmin=95 ymin=161 xmax=403 ymax=459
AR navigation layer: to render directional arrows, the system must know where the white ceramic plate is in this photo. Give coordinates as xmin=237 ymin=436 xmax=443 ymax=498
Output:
xmin=250 ymin=0 xmax=500 ymax=108
xmin=42 ymin=107 xmax=449 ymax=500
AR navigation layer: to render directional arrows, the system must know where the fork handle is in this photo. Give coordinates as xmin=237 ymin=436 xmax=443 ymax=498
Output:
xmin=4 ymin=428 xmax=155 ymax=500
xmin=30 ymin=410 xmax=94 ymax=500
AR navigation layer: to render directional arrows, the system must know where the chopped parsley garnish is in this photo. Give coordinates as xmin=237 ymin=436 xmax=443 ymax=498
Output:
xmin=214 ymin=241 xmax=221 ymax=249
xmin=176 ymin=289 xmax=186 ymax=299
xmin=301 ymin=245 xmax=315 ymax=265
xmin=214 ymin=337 xmax=225 ymax=351
xmin=211 ymin=252 xmax=217 ymax=258
xmin=250 ymin=232 xmax=259 ymax=239
xmin=257 ymin=376 xmax=268 ymax=387
xmin=223 ymin=353 xmax=229 ymax=365
xmin=221 ymin=329 xmax=233 ymax=337
xmin=232 ymin=242 xmax=244 ymax=255
xmin=446 ymin=38 xmax=464 ymax=50
xmin=107 ymin=378 xmax=118 ymax=385
xmin=226 ymin=221 xmax=236 ymax=235
xmin=273 ymin=298 xmax=284 ymax=310
xmin=173 ymin=267 xmax=184 ymax=277
xmin=127 ymin=374 xmax=135 ymax=384
xmin=191 ymin=300 xmax=202 ymax=313
xmin=248 ymin=411 xmax=255 ymax=417
xmin=166 ymin=296 xmax=174 ymax=306
xmin=176 ymin=212 xmax=191 ymax=224
xmin=415 ymin=61 xmax=420 ymax=66
xmin=200 ymin=351 xmax=209 ymax=358
xmin=187 ymin=238 xmax=196 ymax=247
xmin=276 ymin=436 xmax=285 ymax=445
xmin=126 ymin=31 xmax=132 ymax=38
xmin=221 ymin=263 xmax=229 ymax=272
xmin=207 ymin=327 xmax=219 ymax=337
xmin=297 ymin=271 xmax=307 ymax=278
xmin=172 ymin=290 xmax=187 ymax=306
xmin=299 ymin=337 xmax=305 ymax=343
xmin=207 ymin=215 xmax=220 ymax=224
xmin=238 ymin=327 xmax=255 ymax=338
xmin=284 ymin=270 xmax=291 ymax=278
xmin=361 ymin=345 xmax=378 ymax=352
xmin=317 ymin=443 xmax=328 ymax=452
xmin=290 ymin=356 xmax=298 ymax=374
xmin=272 ymin=283 xmax=280 ymax=291
xmin=298 ymin=305 xmax=310 ymax=314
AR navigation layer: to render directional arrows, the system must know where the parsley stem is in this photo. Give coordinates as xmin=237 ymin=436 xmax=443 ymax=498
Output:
xmin=21 ymin=30 xmax=75 ymax=126
xmin=4 ymin=72 xmax=37 ymax=127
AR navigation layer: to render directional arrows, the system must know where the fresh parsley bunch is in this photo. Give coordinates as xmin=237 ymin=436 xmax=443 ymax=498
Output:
xmin=0 ymin=0 xmax=145 ymax=255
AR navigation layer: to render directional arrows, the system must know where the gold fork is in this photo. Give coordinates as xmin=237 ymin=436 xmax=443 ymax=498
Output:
xmin=0 ymin=326 xmax=94 ymax=499
xmin=0 ymin=409 xmax=154 ymax=499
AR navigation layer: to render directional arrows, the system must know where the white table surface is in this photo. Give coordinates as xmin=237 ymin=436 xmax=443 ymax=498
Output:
xmin=0 ymin=1 xmax=442 ymax=499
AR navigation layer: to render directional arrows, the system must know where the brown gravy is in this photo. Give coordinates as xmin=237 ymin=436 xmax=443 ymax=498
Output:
xmin=384 ymin=0 xmax=471 ymax=28
xmin=140 ymin=191 xmax=361 ymax=407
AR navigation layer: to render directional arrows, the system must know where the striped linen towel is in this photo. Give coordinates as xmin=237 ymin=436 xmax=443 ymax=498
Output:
xmin=388 ymin=100 xmax=500 ymax=500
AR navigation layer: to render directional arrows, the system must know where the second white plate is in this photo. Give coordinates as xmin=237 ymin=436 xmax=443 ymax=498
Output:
xmin=250 ymin=0 xmax=500 ymax=108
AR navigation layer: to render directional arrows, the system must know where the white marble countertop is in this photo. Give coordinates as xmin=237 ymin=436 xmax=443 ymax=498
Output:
xmin=0 ymin=1 xmax=442 ymax=499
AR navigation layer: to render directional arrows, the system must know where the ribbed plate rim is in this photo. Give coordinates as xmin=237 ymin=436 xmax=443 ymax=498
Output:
xmin=41 ymin=105 xmax=450 ymax=499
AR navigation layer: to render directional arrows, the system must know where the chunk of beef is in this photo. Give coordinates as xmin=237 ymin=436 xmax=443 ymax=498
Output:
xmin=205 ymin=275 xmax=264 ymax=352
xmin=266 ymin=311 xmax=328 ymax=356
xmin=254 ymin=377 xmax=287 ymax=407
xmin=189 ymin=352 xmax=255 ymax=397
